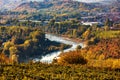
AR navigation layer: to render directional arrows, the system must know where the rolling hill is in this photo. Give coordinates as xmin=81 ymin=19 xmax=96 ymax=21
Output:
xmin=0 ymin=0 xmax=119 ymax=11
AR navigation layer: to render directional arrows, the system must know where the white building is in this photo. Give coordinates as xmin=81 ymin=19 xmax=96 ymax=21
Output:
xmin=81 ymin=21 xmax=103 ymax=26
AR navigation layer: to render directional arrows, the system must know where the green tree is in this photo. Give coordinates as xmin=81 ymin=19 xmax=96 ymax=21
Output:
xmin=30 ymin=31 xmax=45 ymax=42
xmin=49 ymin=19 xmax=55 ymax=27
xmin=82 ymin=28 xmax=91 ymax=40
xmin=72 ymin=29 xmax=77 ymax=37
xmin=105 ymin=18 xmax=113 ymax=27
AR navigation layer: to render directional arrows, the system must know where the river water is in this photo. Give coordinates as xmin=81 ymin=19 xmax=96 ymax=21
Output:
xmin=33 ymin=34 xmax=84 ymax=63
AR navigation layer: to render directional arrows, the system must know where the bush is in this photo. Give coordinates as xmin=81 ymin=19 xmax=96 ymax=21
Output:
xmin=76 ymin=45 xmax=82 ymax=50
xmin=58 ymin=51 xmax=87 ymax=65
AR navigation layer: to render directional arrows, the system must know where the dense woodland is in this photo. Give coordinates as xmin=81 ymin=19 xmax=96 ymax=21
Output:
xmin=0 ymin=26 xmax=70 ymax=63
xmin=45 ymin=18 xmax=119 ymax=41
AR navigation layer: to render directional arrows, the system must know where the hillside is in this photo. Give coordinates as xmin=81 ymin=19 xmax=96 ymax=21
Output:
xmin=0 ymin=0 xmax=119 ymax=11
xmin=0 ymin=0 xmax=43 ymax=10
xmin=12 ymin=0 xmax=120 ymax=16
xmin=0 ymin=0 xmax=25 ymax=10
xmin=14 ymin=1 xmax=98 ymax=12
xmin=0 ymin=63 xmax=119 ymax=80
xmin=0 ymin=0 xmax=120 ymax=22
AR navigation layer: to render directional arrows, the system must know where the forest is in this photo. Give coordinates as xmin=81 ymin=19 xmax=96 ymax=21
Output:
xmin=0 ymin=26 xmax=70 ymax=63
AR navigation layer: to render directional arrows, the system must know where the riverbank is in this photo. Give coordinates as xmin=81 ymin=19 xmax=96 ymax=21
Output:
xmin=45 ymin=32 xmax=84 ymax=43
xmin=24 ymin=39 xmax=72 ymax=63
xmin=36 ymin=33 xmax=84 ymax=63
xmin=61 ymin=35 xmax=83 ymax=43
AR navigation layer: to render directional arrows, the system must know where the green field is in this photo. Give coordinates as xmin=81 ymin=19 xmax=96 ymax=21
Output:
xmin=95 ymin=31 xmax=120 ymax=39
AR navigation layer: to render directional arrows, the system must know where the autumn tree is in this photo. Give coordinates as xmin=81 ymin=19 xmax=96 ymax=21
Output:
xmin=82 ymin=28 xmax=91 ymax=40
xmin=30 ymin=30 xmax=45 ymax=42
xmin=72 ymin=29 xmax=77 ymax=37
xmin=58 ymin=51 xmax=87 ymax=65
xmin=9 ymin=46 xmax=19 ymax=63
xmin=2 ymin=41 xmax=14 ymax=55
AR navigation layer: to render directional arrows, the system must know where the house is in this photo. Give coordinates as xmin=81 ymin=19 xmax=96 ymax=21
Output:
xmin=81 ymin=21 xmax=103 ymax=26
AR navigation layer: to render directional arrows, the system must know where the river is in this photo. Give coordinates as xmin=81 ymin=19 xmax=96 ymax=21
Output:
xmin=33 ymin=34 xmax=84 ymax=63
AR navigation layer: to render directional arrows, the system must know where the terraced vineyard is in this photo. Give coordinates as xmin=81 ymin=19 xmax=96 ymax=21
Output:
xmin=0 ymin=63 xmax=120 ymax=80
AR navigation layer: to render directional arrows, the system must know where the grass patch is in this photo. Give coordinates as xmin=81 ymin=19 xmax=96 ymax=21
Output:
xmin=95 ymin=30 xmax=120 ymax=39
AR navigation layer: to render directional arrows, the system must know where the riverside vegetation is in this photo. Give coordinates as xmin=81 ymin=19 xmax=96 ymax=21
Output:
xmin=0 ymin=26 xmax=71 ymax=63
xmin=0 ymin=25 xmax=120 ymax=79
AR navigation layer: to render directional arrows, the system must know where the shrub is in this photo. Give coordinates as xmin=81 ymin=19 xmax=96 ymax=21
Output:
xmin=76 ymin=45 xmax=82 ymax=50
xmin=58 ymin=51 xmax=87 ymax=65
xmin=0 ymin=53 xmax=10 ymax=63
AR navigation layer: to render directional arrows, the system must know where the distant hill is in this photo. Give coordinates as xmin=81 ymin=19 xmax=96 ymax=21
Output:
xmin=0 ymin=0 xmax=26 ymax=10
xmin=13 ymin=0 xmax=120 ymax=13
xmin=0 ymin=0 xmax=120 ymax=21
xmin=0 ymin=0 xmax=119 ymax=11
xmin=13 ymin=1 xmax=99 ymax=12
xmin=14 ymin=1 xmax=54 ymax=12
xmin=0 ymin=0 xmax=43 ymax=11
xmin=100 ymin=0 xmax=118 ymax=5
